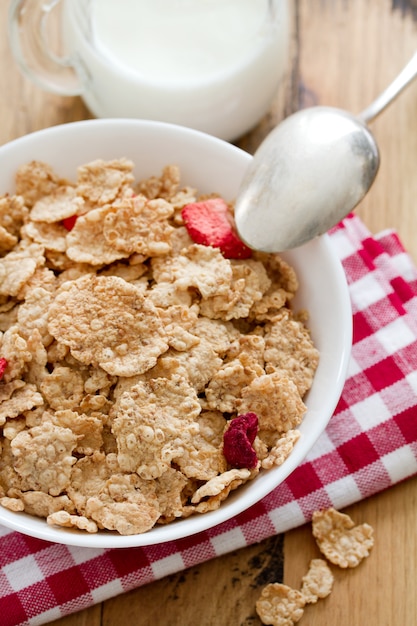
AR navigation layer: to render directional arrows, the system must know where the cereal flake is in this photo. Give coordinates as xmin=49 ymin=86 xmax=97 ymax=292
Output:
xmin=264 ymin=310 xmax=319 ymax=396
xmin=48 ymin=274 xmax=169 ymax=376
xmin=112 ymin=376 xmax=201 ymax=479
xmin=300 ymin=558 xmax=334 ymax=603
xmin=76 ymin=158 xmax=134 ymax=206
xmin=256 ymin=583 xmax=306 ymax=626
xmin=238 ymin=372 xmax=306 ymax=433
xmin=312 ymin=507 xmax=374 ymax=568
xmin=10 ymin=421 xmax=78 ymax=495
xmin=30 ymin=186 xmax=85 ymax=222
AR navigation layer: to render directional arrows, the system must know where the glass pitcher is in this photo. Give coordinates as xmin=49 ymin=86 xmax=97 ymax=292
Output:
xmin=8 ymin=0 xmax=291 ymax=141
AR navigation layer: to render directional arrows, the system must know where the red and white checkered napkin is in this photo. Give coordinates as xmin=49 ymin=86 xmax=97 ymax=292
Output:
xmin=1 ymin=214 xmax=417 ymax=626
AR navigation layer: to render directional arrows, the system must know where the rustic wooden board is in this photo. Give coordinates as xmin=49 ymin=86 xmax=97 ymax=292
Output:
xmin=1 ymin=0 xmax=416 ymax=624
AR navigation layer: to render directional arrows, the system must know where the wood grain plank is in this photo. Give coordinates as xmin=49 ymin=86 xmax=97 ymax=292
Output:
xmin=101 ymin=536 xmax=283 ymax=626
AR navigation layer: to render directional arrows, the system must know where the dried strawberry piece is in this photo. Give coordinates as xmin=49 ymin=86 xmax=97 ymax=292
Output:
xmin=62 ymin=215 xmax=78 ymax=231
xmin=181 ymin=198 xmax=252 ymax=259
xmin=223 ymin=412 xmax=259 ymax=469
xmin=0 ymin=357 xmax=8 ymax=380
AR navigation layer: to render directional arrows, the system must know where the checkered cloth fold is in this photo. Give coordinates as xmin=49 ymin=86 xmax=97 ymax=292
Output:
xmin=1 ymin=214 xmax=417 ymax=626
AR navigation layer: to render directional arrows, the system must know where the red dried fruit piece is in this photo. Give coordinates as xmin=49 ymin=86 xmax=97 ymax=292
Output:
xmin=62 ymin=215 xmax=78 ymax=231
xmin=0 ymin=357 xmax=8 ymax=380
xmin=223 ymin=412 xmax=259 ymax=469
xmin=181 ymin=198 xmax=252 ymax=259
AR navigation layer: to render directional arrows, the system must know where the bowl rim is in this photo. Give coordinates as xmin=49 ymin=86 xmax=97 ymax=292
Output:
xmin=0 ymin=119 xmax=352 ymax=547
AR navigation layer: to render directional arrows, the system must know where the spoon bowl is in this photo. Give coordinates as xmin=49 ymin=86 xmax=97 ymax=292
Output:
xmin=235 ymin=106 xmax=379 ymax=252
xmin=235 ymin=50 xmax=417 ymax=252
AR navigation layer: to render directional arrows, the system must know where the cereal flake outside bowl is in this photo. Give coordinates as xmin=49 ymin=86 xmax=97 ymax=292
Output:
xmin=0 ymin=119 xmax=352 ymax=548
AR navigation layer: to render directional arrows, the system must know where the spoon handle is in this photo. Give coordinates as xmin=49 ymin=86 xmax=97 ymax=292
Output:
xmin=358 ymin=50 xmax=417 ymax=125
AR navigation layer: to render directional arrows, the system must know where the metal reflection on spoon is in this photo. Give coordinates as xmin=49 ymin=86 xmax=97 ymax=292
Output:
xmin=235 ymin=51 xmax=417 ymax=252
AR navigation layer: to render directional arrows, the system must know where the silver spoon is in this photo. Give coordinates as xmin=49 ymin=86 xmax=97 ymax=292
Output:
xmin=234 ymin=51 xmax=417 ymax=252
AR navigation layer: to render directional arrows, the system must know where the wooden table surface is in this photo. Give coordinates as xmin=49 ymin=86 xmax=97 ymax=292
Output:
xmin=1 ymin=1 xmax=417 ymax=624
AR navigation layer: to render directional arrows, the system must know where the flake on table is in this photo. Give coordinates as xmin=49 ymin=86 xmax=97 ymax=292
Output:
xmin=312 ymin=507 xmax=375 ymax=568
xmin=301 ymin=558 xmax=334 ymax=603
xmin=256 ymin=583 xmax=306 ymax=626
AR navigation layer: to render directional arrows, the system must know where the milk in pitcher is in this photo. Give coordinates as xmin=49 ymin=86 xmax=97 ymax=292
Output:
xmin=63 ymin=0 xmax=290 ymax=140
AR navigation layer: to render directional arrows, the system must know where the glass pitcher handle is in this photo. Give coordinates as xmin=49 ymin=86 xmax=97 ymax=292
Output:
xmin=8 ymin=0 xmax=85 ymax=96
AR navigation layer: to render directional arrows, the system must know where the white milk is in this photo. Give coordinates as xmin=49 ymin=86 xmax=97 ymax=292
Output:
xmin=63 ymin=0 xmax=290 ymax=140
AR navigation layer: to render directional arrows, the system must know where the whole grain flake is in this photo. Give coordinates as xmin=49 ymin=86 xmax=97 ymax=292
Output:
xmin=312 ymin=507 xmax=375 ymax=568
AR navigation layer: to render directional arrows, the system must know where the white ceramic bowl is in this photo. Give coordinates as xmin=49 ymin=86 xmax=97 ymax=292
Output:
xmin=0 ymin=119 xmax=352 ymax=547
